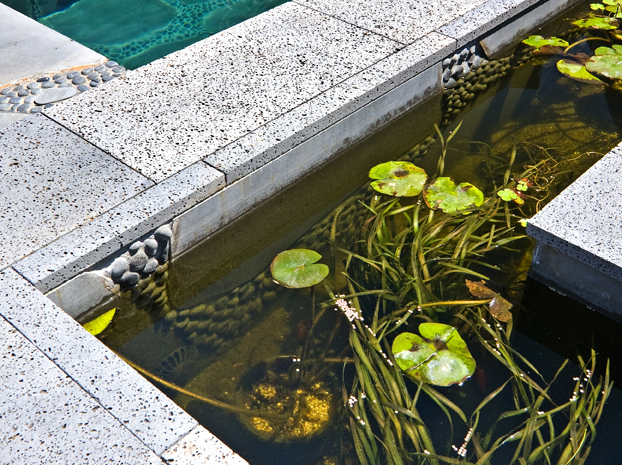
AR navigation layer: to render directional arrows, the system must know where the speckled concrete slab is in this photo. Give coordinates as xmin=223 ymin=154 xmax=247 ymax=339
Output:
xmin=0 ymin=315 xmax=164 ymax=464
xmin=0 ymin=114 xmax=152 ymax=269
xmin=438 ymin=0 xmax=540 ymax=49
xmin=0 ymin=268 xmax=198 ymax=454
xmin=0 ymin=4 xmax=104 ymax=85
xmin=206 ymin=32 xmax=454 ymax=182
xmin=293 ymin=0 xmax=489 ymax=44
xmin=528 ymin=145 xmax=622 ymax=281
xmin=44 ymin=2 xmax=402 ymax=182
xmin=162 ymin=426 xmax=249 ymax=465
xmin=13 ymin=162 xmax=224 ymax=292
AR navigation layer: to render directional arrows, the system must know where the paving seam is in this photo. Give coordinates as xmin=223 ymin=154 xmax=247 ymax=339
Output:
xmin=0 ymin=311 xmax=167 ymax=462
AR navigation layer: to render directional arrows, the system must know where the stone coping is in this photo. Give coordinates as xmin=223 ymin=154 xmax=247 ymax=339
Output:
xmin=0 ymin=0 xmax=586 ymax=462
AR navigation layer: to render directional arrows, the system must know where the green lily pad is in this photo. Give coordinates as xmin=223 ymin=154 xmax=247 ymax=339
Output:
xmin=424 ymin=177 xmax=484 ymax=214
xmin=603 ymin=0 xmax=622 ymax=16
xmin=522 ymin=35 xmax=569 ymax=49
xmin=498 ymin=188 xmax=525 ymax=205
xmin=591 ymin=2 xmax=606 ymax=9
xmin=368 ymin=161 xmax=428 ymax=197
xmin=572 ymin=16 xmax=619 ymax=29
xmin=587 ymin=45 xmax=622 ymax=80
xmin=83 ymin=308 xmax=116 ymax=336
xmin=392 ymin=323 xmax=476 ymax=386
xmin=271 ymin=249 xmax=329 ymax=289
xmin=556 ymin=60 xmax=602 ymax=83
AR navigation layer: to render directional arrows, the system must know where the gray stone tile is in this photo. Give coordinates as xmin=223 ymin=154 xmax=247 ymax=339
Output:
xmin=0 ymin=111 xmax=29 ymax=129
xmin=162 ymin=426 xmax=248 ymax=465
xmin=294 ymin=0 xmax=488 ymax=44
xmin=206 ymin=33 xmax=454 ymax=183
xmin=0 ymin=268 xmax=198 ymax=455
xmin=528 ymin=145 xmax=622 ymax=281
xmin=13 ymin=162 xmax=224 ymax=292
xmin=0 ymin=313 xmax=163 ymax=464
xmin=0 ymin=114 xmax=153 ymax=268
xmin=44 ymin=2 xmax=401 ymax=182
xmin=0 ymin=4 xmax=104 ymax=85
xmin=438 ymin=0 xmax=540 ymax=49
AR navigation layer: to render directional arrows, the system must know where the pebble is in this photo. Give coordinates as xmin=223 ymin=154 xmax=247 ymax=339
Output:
xmin=94 ymin=65 xmax=106 ymax=72
xmin=101 ymin=74 xmax=114 ymax=82
xmin=66 ymin=71 xmax=80 ymax=79
xmin=0 ymin=97 xmax=7 ymax=104
xmin=52 ymin=74 xmax=64 ymax=80
xmin=77 ymin=85 xmax=89 ymax=93
xmin=30 ymin=107 xmax=42 ymax=113
xmin=41 ymin=81 xmax=56 ymax=88
xmin=87 ymin=72 xmax=99 ymax=80
xmin=119 ymin=271 xmax=140 ymax=288
xmin=17 ymin=104 xmax=30 ymax=113
xmin=110 ymin=256 xmax=130 ymax=278
xmin=130 ymin=250 xmax=149 ymax=272
xmin=460 ymin=48 xmax=469 ymax=60
xmin=451 ymin=64 xmax=464 ymax=79
xmin=445 ymin=78 xmax=457 ymax=89
xmin=17 ymin=89 xmax=29 ymax=97
xmin=143 ymin=258 xmax=159 ymax=275
xmin=112 ymin=66 xmax=125 ymax=73
xmin=90 ymin=81 xmax=100 ymax=88
xmin=155 ymin=225 xmax=173 ymax=242
xmin=81 ymin=68 xmax=93 ymax=75
xmin=442 ymin=67 xmax=452 ymax=81
xmin=24 ymin=96 xmax=35 ymax=104
xmin=105 ymin=60 xmax=118 ymax=68
xmin=26 ymin=82 xmax=38 ymax=89
xmin=59 ymin=83 xmax=73 ymax=88
xmin=0 ymin=88 xmax=10 ymax=95
xmin=129 ymin=242 xmax=143 ymax=255
xmin=53 ymin=77 xmax=67 ymax=84
xmin=44 ymin=103 xmax=54 ymax=109
xmin=9 ymin=97 xmax=21 ymax=104
xmin=144 ymin=238 xmax=159 ymax=256
xmin=6 ymin=92 xmax=16 ymax=98
xmin=72 ymin=76 xmax=86 ymax=85
xmin=30 ymin=88 xmax=42 ymax=95
xmin=34 ymin=87 xmax=79 ymax=105
xmin=112 ymin=73 xmax=122 ymax=78
xmin=37 ymin=77 xmax=50 ymax=82
xmin=0 ymin=103 xmax=10 ymax=111
xmin=443 ymin=58 xmax=451 ymax=67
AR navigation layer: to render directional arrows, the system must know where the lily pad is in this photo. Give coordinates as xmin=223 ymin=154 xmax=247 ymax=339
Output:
xmin=587 ymin=45 xmax=622 ymax=80
xmin=522 ymin=35 xmax=569 ymax=50
xmin=392 ymin=323 xmax=476 ymax=386
xmin=368 ymin=161 xmax=427 ymax=197
xmin=83 ymin=308 xmax=116 ymax=336
xmin=603 ymin=0 xmax=622 ymax=16
xmin=424 ymin=177 xmax=484 ymax=213
xmin=497 ymin=188 xmax=525 ymax=205
xmin=591 ymin=2 xmax=606 ymax=9
xmin=271 ymin=249 xmax=329 ymax=289
xmin=556 ymin=60 xmax=602 ymax=84
xmin=572 ymin=16 xmax=619 ymax=29
xmin=465 ymin=280 xmax=513 ymax=322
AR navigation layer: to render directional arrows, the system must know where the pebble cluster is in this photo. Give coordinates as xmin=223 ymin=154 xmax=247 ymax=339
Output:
xmin=0 ymin=60 xmax=125 ymax=114
xmin=103 ymin=224 xmax=172 ymax=289
xmin=442 ymin=45 xmax=487 ymax=89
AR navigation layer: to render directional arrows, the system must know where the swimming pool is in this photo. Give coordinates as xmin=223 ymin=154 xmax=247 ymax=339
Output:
xmin=3 ymin=0 xmax=288 ymax=68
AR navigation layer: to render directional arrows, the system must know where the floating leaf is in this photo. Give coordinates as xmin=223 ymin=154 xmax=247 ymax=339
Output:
xmin=465 ymin=280 xmax=513 ymax=322
xmin=424 ymin=177 xmax=484 ymax=214
xmin=368 ymin=161 xmax=427 ymax=197
xmin=271 ymin=249 xmax=329 ymax=289
xmin=498 ymin=188 xmax=525 ymax=205
xmin=392 ymin=323 xmax=476 ymax=386
xmin=556 ymin=59 xmax=602 ymax=84
xmin=591 ymin=2 xmax=606 ymax=9
xmin=83 ymin=308 xmax=116 ymax=336
xmin=572 ymin=16 xmax=619 ymax=29
xmin=519 ymin=219 xmax=528 ymax=227
xmin=515 ymin=178 xmax=532 ymax=192
xmin=603 ymin=0 xmax=622 ymax=16
xmin=587 ymin=45 xmax=622 ymax=80
xmin=522 ymin=35 xmax=569 ymax=50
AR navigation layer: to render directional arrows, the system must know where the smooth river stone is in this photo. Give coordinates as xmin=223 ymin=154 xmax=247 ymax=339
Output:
xmin=34 ymin=87 xmax=79 ymax=105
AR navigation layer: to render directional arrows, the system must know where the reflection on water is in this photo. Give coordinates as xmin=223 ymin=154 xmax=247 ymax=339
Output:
xmin=83 ymin=5 xmax=622 ymax=464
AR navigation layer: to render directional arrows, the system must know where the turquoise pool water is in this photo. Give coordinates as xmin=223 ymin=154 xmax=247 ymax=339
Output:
xmin=3 ymin=0 xmax=288 ymax=68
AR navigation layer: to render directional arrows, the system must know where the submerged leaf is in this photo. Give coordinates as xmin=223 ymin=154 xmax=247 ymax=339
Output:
xmin=392 ymin=323 xmax=476 ymax=386
xmin=83 ymin=308 xmax=116 ymax=336
xmin=465 ymin=280 xmax=513 ymax=322
xmin=522 ymin=35 xmax=569 ymax=50
xmin=587 ymin=45 xmax=622 ymax=80
xmin=572 ymin=16 xmax=619 ymax=29
xmin=556 ymin=60 xmax=602 ymax=84
xmin=271 ymin=249 xmax=329 ymax=289
xmin=424 ymin=177 xmax=484 ymax=214
xmin=368 ymin=161 xmax=427 ymax=197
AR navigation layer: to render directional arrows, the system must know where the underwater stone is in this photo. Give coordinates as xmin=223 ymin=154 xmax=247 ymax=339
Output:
xmin=442 ymin=67 xmax=452 ymax=81
xmin=461 ymin=62 xmax=470 ymax=76
xmin=143 ymin=238 xmax=158 ymax=256
xmin=451 ymin=64 xmax=464 ymax=79
xmin=41 ymin=82 xmax=56 ymax=89
xmin=154 ymin=224 xmax=172 ymax=242
xmin=77 ymin=85 xmax=89 ymax=92
xmin=445 ymin=78 xmax=457 ymax=89
xmin=72 ymin=76 xmax=86 ymax=85
xmin=119 ymin=271 xmax=140 ymax=287
xmin=17 ymin=89 xmax=29 ymax=97
xmin=158 ymin=242 xmax=170 ymax=262
xmin=110 ymin=256 xmax=130 ymax=278
xmin=129 ymin=241 xmax=143 ymax=255
xmin=66 ymin=71 xmax=80 ymax=79
xmin=143 ymin=258 xmax=159 ymax=275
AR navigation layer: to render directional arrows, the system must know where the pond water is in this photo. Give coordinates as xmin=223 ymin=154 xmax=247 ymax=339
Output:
xmin=80 ymin=3 xmax=622 ymax=464
xmin=3 ymin=0 xmax=288 ymax=68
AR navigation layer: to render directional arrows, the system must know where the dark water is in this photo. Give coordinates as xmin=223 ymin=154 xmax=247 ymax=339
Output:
xmin=82 ymin=4 xmax=622 ymax=464
xmin=3 ymin=0 xmax=288 ymax=69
